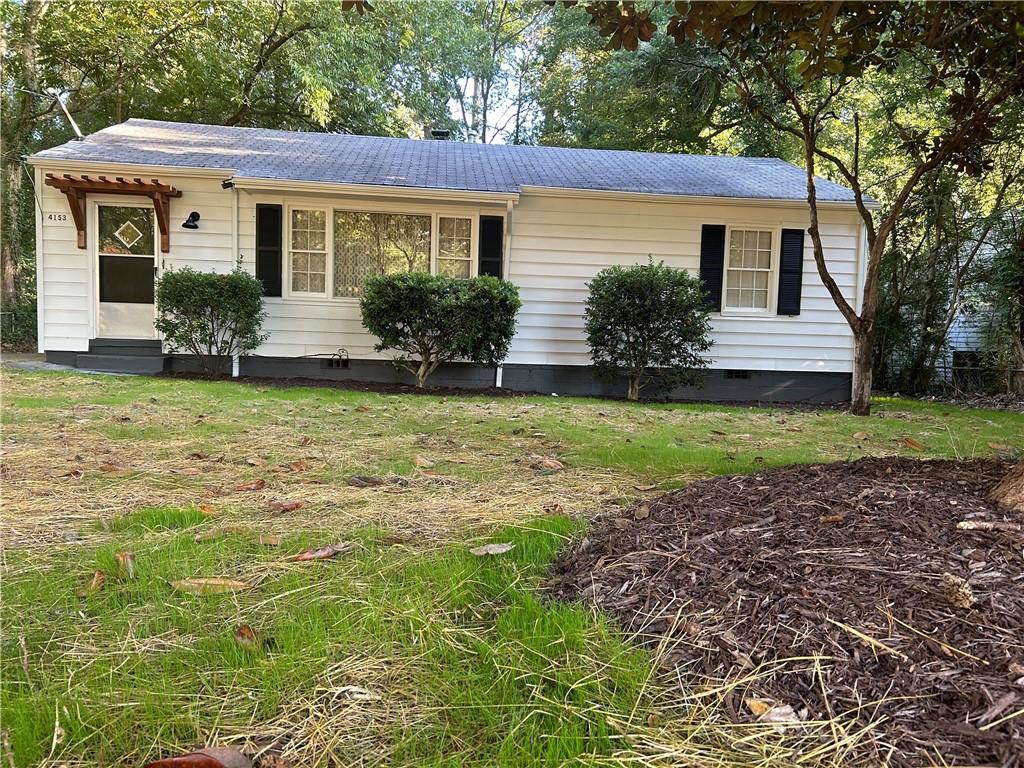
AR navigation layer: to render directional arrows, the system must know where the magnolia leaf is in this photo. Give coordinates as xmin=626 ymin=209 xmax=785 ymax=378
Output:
xmin=634 ymin=483 xmax=657 ymax=491
xmin=901 ymin=437 xmax=926 ymax=451
xmin=286 ymin=542 xmax=352 ymax=562
xmin=244 ymin=457 xmax=265 ymax=467
xmin=77 ymin=570 xmax=106 ymax=597
xmin=634 ymin=504 xmax=650 ymax=520
xmin=268 ymin=499 xmax=303 ymax=513
xmin=198 ymin=503 xmax=218 ymax=516
xmin=286 ymin=460 xmax=309 ymax=472
xmin=170 ymin=578 xmax=253 ymax=595
xmin=853 ymin=431 xmax=871 ymax=440
xmin=143 ymin=747 xmax=252 ymax=768
xmin=235 ymin=479 xmax=266 ymax=492
xmin=469 ymin=542 xmax=514 ymax=556
xmin=100 ymin=462 xmax=130 ymax=473
xmin=234 ymin=624 xmax=258 ymax=648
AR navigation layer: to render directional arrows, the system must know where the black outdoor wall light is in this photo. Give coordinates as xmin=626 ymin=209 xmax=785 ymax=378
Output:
xmin=181 ymin=211 xmax=201 ymax=229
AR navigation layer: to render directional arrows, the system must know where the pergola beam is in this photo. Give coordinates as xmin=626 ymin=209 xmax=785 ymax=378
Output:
xmin=44 ymin=173 xmax=183 ymax=252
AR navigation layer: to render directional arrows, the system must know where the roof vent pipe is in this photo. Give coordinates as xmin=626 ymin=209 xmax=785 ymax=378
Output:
xmin=426 ymin=128 xmax=451 ymax=140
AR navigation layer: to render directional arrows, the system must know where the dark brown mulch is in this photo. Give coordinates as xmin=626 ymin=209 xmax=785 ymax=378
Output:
xmin=549 ymin=458 xmax=1024 ymax=767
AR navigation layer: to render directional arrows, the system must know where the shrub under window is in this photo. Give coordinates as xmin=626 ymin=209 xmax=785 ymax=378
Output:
xmin=360 ymin=273 xmax=521 ymax=388
xmin=585 ymin=261 xmax=713 ymax=400
xmin=155 ymin=267 xmax=267 ymax=375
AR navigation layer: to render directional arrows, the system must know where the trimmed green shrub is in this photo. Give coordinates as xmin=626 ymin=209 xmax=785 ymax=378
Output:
xmin=360 ymin=273 xmax=521 ymax=387
xmin=584 ymin=261 xmax=712 ymax=400
xmin=155 ymin=267 xmax=267 ymax=374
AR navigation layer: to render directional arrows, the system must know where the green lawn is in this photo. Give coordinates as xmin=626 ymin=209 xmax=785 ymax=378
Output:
xmin=2 ymin=369 xmax=1021 ymax=767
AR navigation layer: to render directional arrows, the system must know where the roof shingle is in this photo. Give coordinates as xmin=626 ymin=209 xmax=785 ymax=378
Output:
xmin=30 ymin=119 xmax=861 ymax=203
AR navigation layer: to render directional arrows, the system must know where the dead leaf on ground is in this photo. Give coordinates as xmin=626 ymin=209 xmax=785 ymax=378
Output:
xmin=144 ymin=746 xmax=252 ymax=768
xmin=100 ymin=462 xmax=130 ymax=474
xmin=634 ymin=483 xmax=657 ymax=491
xmin=534 ymin=457 xmax=565 ymax=471
xmin=354 ymin=405 xmax=372 ymax=413
xmin=268 ymin=499 xmax=303 ymax=513
xmin=258 ymin=534 xmax=281 ymax=546
xmin=234 ymin=624 xmax=258 ymax=648
xmin=170 ymin=578 xmax=253 ymax=595
xmin=901 ymin=437 xmax=926 ymax=452
xmin=285 ymin=460 xmax=309 ymax=472
xmin=244 ymin=457 xmax=265 ymax=467
xmin=413 ymin=454 xmax=434 ymax=468
xmin=942 ymin=572 xmax=975 ymax=609
xmin=634 ymin=504 xmax=651 ymax=520
xmin=77 ymin=570 xmax=106 ymax=597
xmin=194 ymin=529 xmax=226 ymax=543
xmin=820 ymin=513 xmax=846 ymax=524
xmin=612 ymin=517 xmax=631 ymax=529
xmin=180 ymin=467 xmax=203 ymax=476
xmin=60 ymin=469 xmax=84 ymax=479
xmin=348 ymin=475 xmax=385 ymax=487
xmin=299 ymin=436 xmax=313 ymax=446
xmin=469 ymin=542 xmax=515 ymax=556
xmin=235 ymin=479 xmax=266 ymax=492
xmin=853 ymin=431 xmax=871 ymax=440
xmin=988 ymin=442 xmax=1012 ymax=451
xmin=188 ymin=451 xmax=210 ymax=460
xmin=198 ymin=503 xmax=218 ymax=516
xmin=286 ymin=542 xmax=352 ymax=562
xmin=115 ymin=551 xmax=136 ymax=580
xmin=744 ymin=698 xmax=774 ymax=717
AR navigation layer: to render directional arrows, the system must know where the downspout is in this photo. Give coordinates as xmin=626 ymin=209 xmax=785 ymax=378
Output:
xmin=495 ymin=198 xmax=515 ymax=388
xmin=231 ymin=182 xmax=240 ymax=378
xmin=33 ymin=166 xmax=44 ymax=352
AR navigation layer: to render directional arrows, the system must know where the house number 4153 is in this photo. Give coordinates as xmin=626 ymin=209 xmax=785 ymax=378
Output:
xmin=47 ymin=213 xmax=68 ymax=222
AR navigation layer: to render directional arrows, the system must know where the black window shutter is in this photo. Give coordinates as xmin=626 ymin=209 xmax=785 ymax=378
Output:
xmin=698 ymin=224 xmax=726 ymax=311
xmin=478 ymin=215 xmax=504 ymax=278
xmin=777 ymin=228 xmax=805 ymax=315
xmin=256 ymin=204 xmax=282 ymax=297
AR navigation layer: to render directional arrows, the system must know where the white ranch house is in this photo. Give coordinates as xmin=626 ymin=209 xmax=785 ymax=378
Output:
xmin=28 ymin=119 xmax=872 ymax=402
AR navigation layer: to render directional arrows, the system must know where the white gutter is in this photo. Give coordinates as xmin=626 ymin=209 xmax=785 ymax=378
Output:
xmin=232 ymin=176 xmax=520 ymax=204
xmin=26 ymin=157 xmax=234 ymax=179
xmin=34 ymin=166 xmax=44 ymax=352
xmin=518 ymin=184 xmax=880 ymax=211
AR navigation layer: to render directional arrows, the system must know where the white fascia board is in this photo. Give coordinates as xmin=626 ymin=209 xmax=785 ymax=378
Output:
xmin=26 ymin=157 xmax=235 ymax=179
xmin=518 ymin=184 xmax=880 ymax=211
xmin=231 ymin=176 xmax=520 ymax=204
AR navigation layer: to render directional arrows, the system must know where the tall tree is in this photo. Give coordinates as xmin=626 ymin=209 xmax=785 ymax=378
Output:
xmin=576 ymin=1 xmax=1024 ymax=415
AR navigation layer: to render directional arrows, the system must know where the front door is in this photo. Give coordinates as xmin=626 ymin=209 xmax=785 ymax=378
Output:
xmin=96 ymin=204 xmax=157 ymax=339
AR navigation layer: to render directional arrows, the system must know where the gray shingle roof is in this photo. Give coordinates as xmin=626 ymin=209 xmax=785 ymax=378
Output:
xmin=30 ymin=119 xmax=861 ymax=203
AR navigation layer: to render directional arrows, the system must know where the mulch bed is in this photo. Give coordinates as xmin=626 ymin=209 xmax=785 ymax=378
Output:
xmin=549 ymin=458 xmax=1024 ymax=766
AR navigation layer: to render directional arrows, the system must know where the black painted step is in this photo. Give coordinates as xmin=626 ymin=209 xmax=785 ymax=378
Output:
xmin=88 ymin=338 xmax=163 ymax=357
xmin=75 ymin=353 xmax=169 ymax=374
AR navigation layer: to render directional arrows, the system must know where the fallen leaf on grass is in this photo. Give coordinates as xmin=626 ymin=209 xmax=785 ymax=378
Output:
xmin=612 ymin=517 xmax=631 ymax=529
xmin=234 ymin=624 xmax=258 ymax=648
xmin=634 ymin=483 xmax=657 ymax=492
xmin=634 ymin=504 xmax=651 ymax=520
xmin=744 ymin=698 xmax=774 ymax=717
xmin=259 ymin=534 xmax=281 ymax=546
xmin=100 ymin=462 xmax=130 ymax=474
xmin=853 ymin=431 xmax=871 ymax=440
xmin=188 ymin=451 xmax=210 ymax=460
xmin=901 ymin=437 xmax=926 ymax=451
xmin=348 ymin=475 xmax=385 ymax=487
xmin=283 ymin=460 xmax=309 ymax=472
xmin=988 ymin=442 xmax=1012 ymax=451
xmin=194 ymin=529 xmax=225 ymax=543
xmin=198 ymin=503 xmax=217 ymax=516
xmin=170 ymin=578 xmax=253 ymax=595
xmin=413 ymin=454 xmax=434 ymax=468
xmin=354 ymin=405 xmax=372 ymax=413
xmin=60 ymin=469 xmax=84 ymax=479
xmin=287 ymin=542 xmax=352 ymax=562
xmin=144 ymin=746 xmax=252 ymax=768
xmin=235 ymin=479 xmax=266 ymax=492
xmin=244 ymin=457 xmax=265 ymax=467
xmin=77 ymin=570 xmax=106 ymax=597
xmin=299 ymin=436 xmax=314 ymax=446
xmin=268 ymin=500 xmax=303 ymax=513
xmin=469 ymin=542 xmax=515 ymax=556
xmin=180 ymin=467 xmax=203 ymax=476
xmin=115 ymin=551 xmax=136 ymax=580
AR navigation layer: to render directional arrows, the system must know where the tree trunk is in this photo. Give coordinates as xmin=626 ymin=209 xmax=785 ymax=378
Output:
xmin=851 ymin=327 xmax=873 ymax=416
xmin=988 ymin=462 xmax=1024 ymax=513
xmin=627 ymin=374 xmax=640 ymax=402
xmin=415 ymin=357 xmax=431 ymax=388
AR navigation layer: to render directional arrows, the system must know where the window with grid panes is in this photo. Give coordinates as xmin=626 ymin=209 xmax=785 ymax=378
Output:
xmin=724 ymin=229 xmax=772 ymax=310
xmin=289 ymin=209 xmax=327 ymax=294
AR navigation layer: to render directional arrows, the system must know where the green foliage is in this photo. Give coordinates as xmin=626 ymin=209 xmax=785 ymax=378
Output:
xmin=584 ymin=261 xmax=712 ymax=400
xmin=0 ymin=299 xmax=37 ymax=349
xmin=360 ymin=273 xmax=521 ymax=387
xmin=154 ymin=268 xmax=267 ymax=374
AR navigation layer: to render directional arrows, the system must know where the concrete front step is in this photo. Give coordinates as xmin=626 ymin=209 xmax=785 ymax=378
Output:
xmin=74 ymin=353 xmax=170 ymax=374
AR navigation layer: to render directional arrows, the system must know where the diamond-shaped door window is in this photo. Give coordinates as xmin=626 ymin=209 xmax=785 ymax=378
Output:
xmin=114 ymin=220 xmax=144 ymax=249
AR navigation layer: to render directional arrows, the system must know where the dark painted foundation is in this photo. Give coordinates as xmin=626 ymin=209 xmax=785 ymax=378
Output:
xmin=46 ymin=350 xmax=852 ymax=403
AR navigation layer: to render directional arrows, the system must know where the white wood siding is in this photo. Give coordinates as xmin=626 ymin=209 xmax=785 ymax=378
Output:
xmin=505 ymin=193 xmax=860 ymax=372
xmin=36 ymin=171 xmax=233 ymax=351
xmin=36 ymin=165 xmax=861 ymax=374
